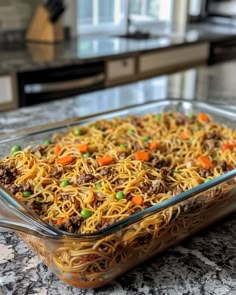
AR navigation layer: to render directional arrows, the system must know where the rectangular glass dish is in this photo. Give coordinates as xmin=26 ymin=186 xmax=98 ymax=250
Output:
xmin=0 ymin=99 xmax=236 ymax=289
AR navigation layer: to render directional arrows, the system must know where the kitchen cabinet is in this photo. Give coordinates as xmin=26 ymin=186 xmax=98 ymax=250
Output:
xmin=0 ymin=74 xmax=17 ymax=111
xmin=105 ymin=57 xmax=136 ymax=87
xmin=138 ymin=43 xmax=209 ymax=78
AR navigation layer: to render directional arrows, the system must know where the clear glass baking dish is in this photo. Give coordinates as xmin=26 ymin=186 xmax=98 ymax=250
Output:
xmin=0 ymin=99 xmax=236 ymax=288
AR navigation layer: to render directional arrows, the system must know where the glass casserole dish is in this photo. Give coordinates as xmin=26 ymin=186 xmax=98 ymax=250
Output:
xmin=0 ymin=99 xmax=236 ymax=289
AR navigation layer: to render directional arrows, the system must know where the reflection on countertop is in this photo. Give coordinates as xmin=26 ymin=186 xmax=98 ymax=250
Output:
xmin=1 ymin=22 xmax=236 ymax=74
xmin=1 ymin=59 xmax=235 ymax=134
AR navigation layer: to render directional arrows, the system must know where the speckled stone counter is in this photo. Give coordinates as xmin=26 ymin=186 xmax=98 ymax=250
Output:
xmin=0 ymin=60 xmax=236 ymax=295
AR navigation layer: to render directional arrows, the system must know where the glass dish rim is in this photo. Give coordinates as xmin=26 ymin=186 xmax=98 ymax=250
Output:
xmin=1 ymin=98 xmax=236 ymax=240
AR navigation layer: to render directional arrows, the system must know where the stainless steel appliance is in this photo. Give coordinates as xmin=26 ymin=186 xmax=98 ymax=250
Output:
xmin=17 ymin=61 xmax=105 ymax=106
xmin=207 ymin=0 xmax=236 ymax=21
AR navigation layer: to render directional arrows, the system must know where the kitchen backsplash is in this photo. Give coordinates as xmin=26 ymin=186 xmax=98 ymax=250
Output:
xmin=0 ymin=0 xmax=37 ymax=31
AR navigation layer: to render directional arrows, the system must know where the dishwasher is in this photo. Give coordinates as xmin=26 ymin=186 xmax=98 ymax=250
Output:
xmin=17 ymin=61 xmax=105 ymax=107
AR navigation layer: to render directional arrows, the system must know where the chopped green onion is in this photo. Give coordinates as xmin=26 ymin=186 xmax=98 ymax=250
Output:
xmin=36 ymin=196 xmax=43 ymax=202
xmin=204 ymin=177 xmax=213 ymax=183
xmin=95 ymin=182 xmax=102 ymax=189
xmin=22 ymin=191 xmax=32 ymax=198
xmin=194 ymin=124 xmax=200 ymax=130
xmin=74 ymin=128 xmax=82 ymax=136
xmin=128 ymin=129 xmax=135 ymax=134
xmin=116 ymin=191 xmax=124 ymax=200
xmin=120 ymin=144 xmax=126 ymax=149
xmin=174 ymin=170 xmax=180 ymax=174
xmin=81 ymin=209 xmax=92 ymax=219
xmin=83 ymin=152 xmax=90 ymax=159
xmin=43 ymin=139 xmax=51 ymax=145
xmin=11 ymin=144 xmax=21 ymax=155
xmin=143 ymin=135 xmax=150 ymax=141
xmin=188 ymin=114 xmax=195 ymax=119
xmin=189 ymin=137 xmax=194 ymax=142
xmin=61 ymin=180 xmax=70 ymax=187
xmin=155 ymin=114 xmax=161 ymax=120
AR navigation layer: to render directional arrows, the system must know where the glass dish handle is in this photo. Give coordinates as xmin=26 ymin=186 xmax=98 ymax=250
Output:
xmin=0 ymin=186 xmax=61 ymax=238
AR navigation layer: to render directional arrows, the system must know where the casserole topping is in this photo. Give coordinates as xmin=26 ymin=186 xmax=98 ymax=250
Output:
xmin=0 ymin=112 xmax=235 ymax=234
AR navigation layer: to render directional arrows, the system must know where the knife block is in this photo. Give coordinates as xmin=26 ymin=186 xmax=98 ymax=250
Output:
xmin=26 ymin=4 xmax=64 ymax=43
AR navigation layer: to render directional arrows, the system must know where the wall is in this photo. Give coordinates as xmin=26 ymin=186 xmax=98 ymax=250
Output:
xmin=0 ymin=0 xmax=38 ymax=31
xmin=63 ymin=0 xmax=77 ymax=37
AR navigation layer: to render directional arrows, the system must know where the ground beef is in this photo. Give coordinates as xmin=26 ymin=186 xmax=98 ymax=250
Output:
xmin=180 ymin=200 xmax=203 ymax=213
xmin=204 ymin=132 xmax=222 ymax=140
xmin=139 ymin=182 xmax=150 ymax=193
xmin=26 ymin=199 xmax=43 ymax=215
xmin=118 ymin=152 xmax=127 ymax=160
xmin=22 ymin=183 xmax=31 ymax=191
xmin=94 ymin=201 xmax=103 ymax=208
xmin=31 ymin=145 xmax=47 ymax=156
xmin=95 ymin=219 xmax=107 ymax=230
xmin=77 ymin=173 xmax=98 ymax=185
xmin=139 ymin=181 xmax=161 ymax=195
xmin=0 ymin=164 xmax=24 ymax=194
xmin=132 ymin=142 xmax=142 ymax=151
xmin=160 ymin=167 xmax=172 ymax=177
xmin=114 ymin=178 xmax=126 ymax=186
xmin=100 ymin=167 xmax=112 ymax=177
xmin=175 ymin=114 xmax=187 ymax=125
xmin=130 ymin=116 xmax=143 ymax=127
xmin=217 ymin=160 xmax=233 ymax=172
xmin=160 ymin=168 xmax=173 ymax=187
xmin=60 ymin=194 xmax=71 ymax=201
xmin=55 ymin=215 xmax=82 ymax=233
xmin=0 ymin=164 xmax=18 ymax=186
xmin=51 ymin=167 xmax=63 ymax=179
xmin=151 ymin=157 xmax=171 ymax=169
xmin=4 ymin=183 xmax=23 ymax=195
xmin=40 ymin=203 xmax=50 ymax=214
xmin=204 ymin=140 xmax=218 ymax=150
xmin=148 ymin=183 xmax=161 ymax=195
xmin=198 ymin=168 xmax=210 ymax=178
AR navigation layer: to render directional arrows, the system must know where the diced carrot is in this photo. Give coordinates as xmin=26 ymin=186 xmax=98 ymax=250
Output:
xmin=57 ymin=156 xmax=74 ymax=165
xmin=228 ymin=139 xmax=236 ymax=145
xmin=106 ymin=128 xmax=114 ymax=133
xmin=197 ymin=113 xmax=209 ymax=122
xmin=55 ymin=145 xmax=61 ymax=157
xmin=56 ymin=217 xmax=68 ymax=225
xmin=76 ymin=144 xmax=88 ymax=153
xmin=132 ymin=195 xmax=143 ymax=205
xmin=97 ymin=156 xmax=113 ymax=166
xmin=135 ymin=151 xmax=149 ymax=161
xmin=149 ymin=141 xmax=158 ymax=151
xmin=180 ymin=131 xmax=189 ymax=140
xmin=197 ymin=156 xmax=213 ymax=169
xmin=222 ymin=142 xmax=234 ymax=151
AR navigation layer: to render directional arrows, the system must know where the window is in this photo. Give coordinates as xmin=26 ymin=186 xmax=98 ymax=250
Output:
xmin=189 ymin=0 xmax=203 ymax=17
xmin=129 ymin=0 xmax=172 ymax=23
xmin=77 ymin=0 xmax=172 ymax=35
xmin=77 ymin=0 xmax=126 ymax=35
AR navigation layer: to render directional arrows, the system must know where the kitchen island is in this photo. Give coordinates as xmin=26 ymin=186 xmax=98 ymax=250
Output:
xmin=0 ymin=60 xmax=236 ymax=295
xmin=1 ymin=21 xmax=236 ymax=111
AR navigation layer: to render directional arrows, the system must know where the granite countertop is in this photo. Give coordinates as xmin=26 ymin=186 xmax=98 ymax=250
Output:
xmin=1 ymin=60 xmax=236 ymax=295
xmin=1 ymin=22 xmax=236 ymax=75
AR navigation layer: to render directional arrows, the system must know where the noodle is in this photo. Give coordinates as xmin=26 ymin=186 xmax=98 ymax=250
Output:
xmin=1 ymin=111 xmax=236 ymax=286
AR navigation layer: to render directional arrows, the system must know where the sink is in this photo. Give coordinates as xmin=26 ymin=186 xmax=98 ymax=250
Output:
xmin=117 ymin=32 xmax=159 ymax=40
